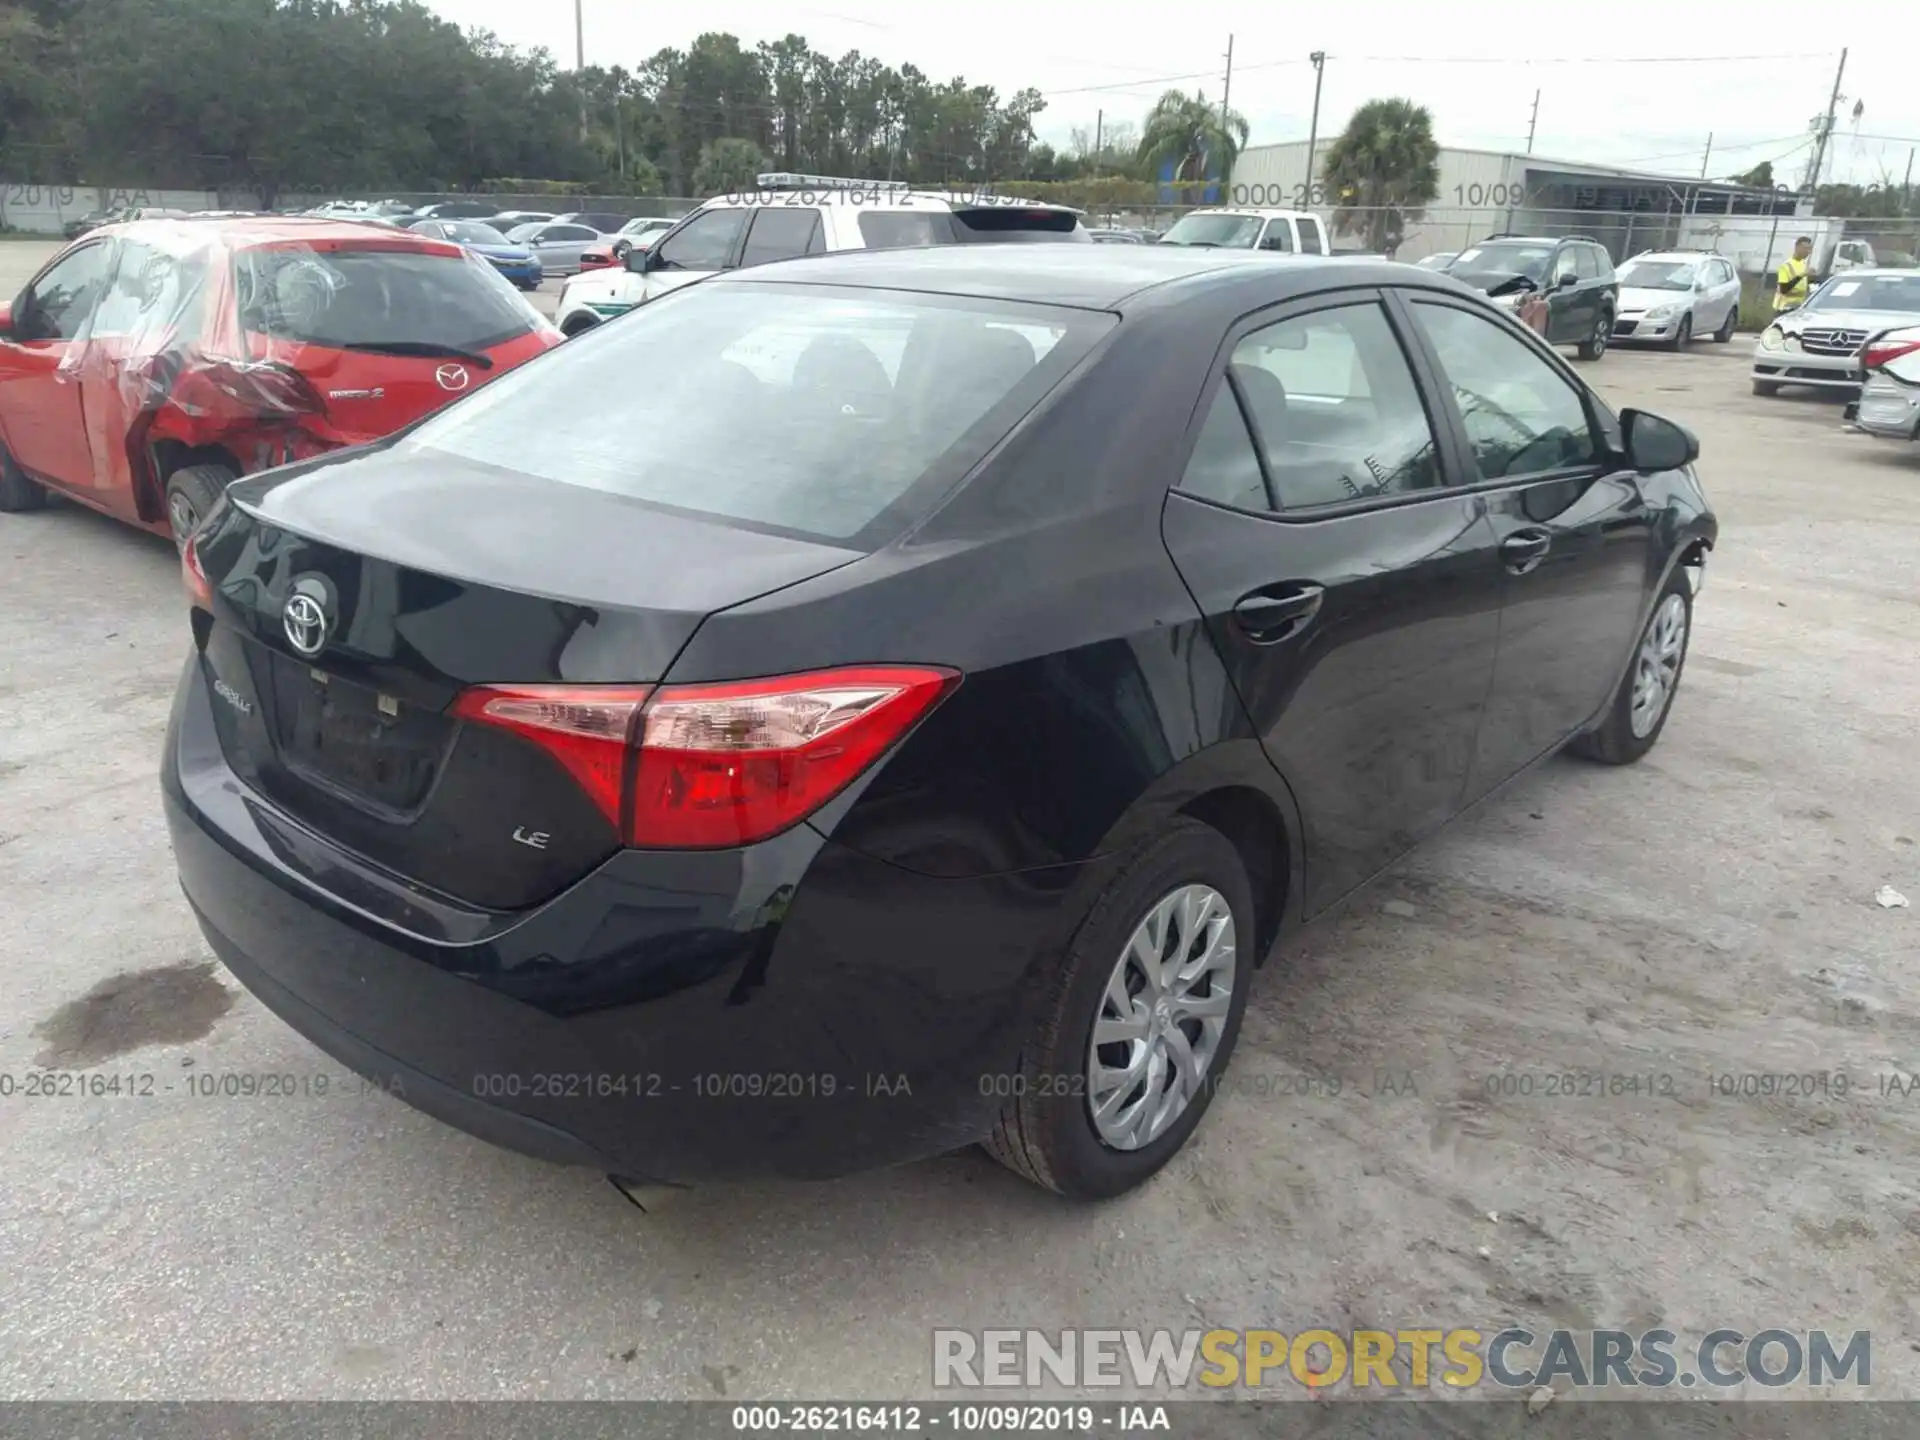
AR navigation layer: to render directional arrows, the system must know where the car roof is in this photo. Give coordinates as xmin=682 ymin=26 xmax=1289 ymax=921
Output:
xmin=81 ymin=215 xmax=463 ymax=256
xmin=711 ymin=244 xmax=1442 ymax=312
xmin=1818 ymin=267 xmax=1915 ymax=280
xmin=701 ymin=189 xmax=1079 ymax=216
xmin=1178 ymin=207 xmax=1316 ymax=221
xmin=1630 ymin=250 xmax=1722 ymax=261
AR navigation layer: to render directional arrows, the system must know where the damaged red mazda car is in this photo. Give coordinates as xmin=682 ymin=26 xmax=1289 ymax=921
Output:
xmin=0 ymin=216 xmax=561 ymax=541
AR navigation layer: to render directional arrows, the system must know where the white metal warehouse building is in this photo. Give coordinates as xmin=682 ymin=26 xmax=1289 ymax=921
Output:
xmin=1227 ymin=140 xmax=1804 ymax=270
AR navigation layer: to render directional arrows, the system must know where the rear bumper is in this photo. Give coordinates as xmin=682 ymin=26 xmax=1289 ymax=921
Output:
xmin=162 ymin=656 xmax=1091 ymax=1182
xmin=1852 ymin=376 xmax=1920 ymax=440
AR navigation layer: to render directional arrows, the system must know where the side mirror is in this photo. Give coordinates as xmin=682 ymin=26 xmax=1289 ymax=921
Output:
xmin=624 ymin=246 xmax=654 ymax=274
xmin=1555 ymin=271 xmax=1579 ymax=290
xmin=1620 ymin=408 xmax=1699 ymax=472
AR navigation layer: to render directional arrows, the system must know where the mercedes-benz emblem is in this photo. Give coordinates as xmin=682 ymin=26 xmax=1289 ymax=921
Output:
xmin=435 ymin=363 xmax=471 ymax=392
xmin=283 ymin=591 xmax=330 ymax=658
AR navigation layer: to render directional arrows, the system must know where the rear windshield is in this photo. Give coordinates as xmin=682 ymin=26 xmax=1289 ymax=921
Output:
xmin=952 ymin=208 xmax=1088 ymax=242
xmin=855 ymin=208 xmax=1086 ymax=249
xmin=235 ymin=247 xmax=544 ymax=352
xmin=404 ymin=283 xmax=1114 ymax=545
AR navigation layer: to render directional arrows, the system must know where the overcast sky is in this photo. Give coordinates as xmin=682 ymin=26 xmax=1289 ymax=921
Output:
xmin=432 ymin=0 xmax=1918 ymax=188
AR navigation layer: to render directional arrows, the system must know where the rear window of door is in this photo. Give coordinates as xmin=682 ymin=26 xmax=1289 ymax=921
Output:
xmin=1182 ymin=301 xmax=1442 ymax=511
xmin=741 ymin=207 xmax=826 ymax=267
xmin=1299 ymin=217 xmax=1327 ymax=255
xmin=404 ymin=283 xmax=1113 ymax=546
xmin=1407 ymin=300 xmax=1598 ymax=479
xmin=542 ymin=225 xmax=597 ymax=244
xmin=654 ymin=208 xmax=749 ymax=270
xmin=88 ymin=242 xmax=207 ymax=340
xmin=1258 ymin=219 xmax=1296 ymax=253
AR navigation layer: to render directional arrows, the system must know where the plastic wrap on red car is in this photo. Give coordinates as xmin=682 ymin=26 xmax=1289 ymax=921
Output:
xmin=55 ymin=220 xmax=558 ymax=436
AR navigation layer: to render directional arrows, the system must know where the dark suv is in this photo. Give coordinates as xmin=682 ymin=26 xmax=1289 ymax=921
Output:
xmin=1443 ymin=234 xmax=1620 ymax=360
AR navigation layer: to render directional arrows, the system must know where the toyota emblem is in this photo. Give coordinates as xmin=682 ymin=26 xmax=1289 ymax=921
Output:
xmin=435 ymin=363 xmax=471 ymax=392
xmin=282 ymin=591 xmax=330 ymax=658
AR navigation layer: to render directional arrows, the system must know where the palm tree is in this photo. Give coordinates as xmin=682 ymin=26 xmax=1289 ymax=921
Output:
xmin=1136 ymin=89 xmax=1248 ymax=203
xmin=1319 ymin=98 xmax=1440 ymax=254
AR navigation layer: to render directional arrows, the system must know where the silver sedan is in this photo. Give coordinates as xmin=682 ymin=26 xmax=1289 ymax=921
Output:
xmin=1752 ymin=269 xmax=1920 ymax=396
xmin=505 ymin=221 xmax=608 ymax=277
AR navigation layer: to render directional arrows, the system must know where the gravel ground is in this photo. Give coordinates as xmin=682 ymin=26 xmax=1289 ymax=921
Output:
xmin=1 ymin=237 xmax=1917 ymax=1401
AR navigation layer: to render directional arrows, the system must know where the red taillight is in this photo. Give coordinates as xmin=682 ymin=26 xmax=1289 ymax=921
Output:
xmin=170 ymin=361 xmax=327 ymax=420
xmin=452 ymin=666 xmax=959 ymax=850
xmin=1862 ymin=337 xmax=1920 ymax=371
xmin=182 ymin=533 xmax=214 ymax=610
xmin=449 ymin=685 xmax=653 ymax=831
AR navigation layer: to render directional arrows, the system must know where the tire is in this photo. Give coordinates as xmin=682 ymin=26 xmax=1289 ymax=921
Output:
xmin=1715 ymin=305 xmax=1737 ymax=343
xmin=1667 ymin=314 xmax=1692 ymax=351
xmin=1577 ymin=309 xmax=1611 ymax=361
xmin=0 ymin=444 xmax=48 ymax=514
xmin=1752 ymin=379 xmax=1780 ymax=396
xmin=612 ymin=239 xmax=632 ymax=259
xmin=983 ymin=817 xmax=1256 ymax=1199
xmin=164 ymin=463 xmax=234 ymax=547
xmin=561 ymin=314 xmax=599 ymax=339
xmin=1568 ymin=570 xmax=1692 ymax=766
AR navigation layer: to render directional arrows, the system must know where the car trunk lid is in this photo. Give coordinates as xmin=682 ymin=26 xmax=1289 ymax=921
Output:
xmin=189 ymin=450 xmax=861 ymax=910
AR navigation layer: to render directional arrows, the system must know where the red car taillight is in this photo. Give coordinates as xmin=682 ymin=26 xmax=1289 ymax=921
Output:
xmin=451 ymin=666 xmax=960 ymax=849
xmin=1862 ymin=336 xmax=1920 ymax=372
xmin=182 ymin=533 xmax=214 ymax=610
xmin=170 ymin=360 xmax=328 ymax=420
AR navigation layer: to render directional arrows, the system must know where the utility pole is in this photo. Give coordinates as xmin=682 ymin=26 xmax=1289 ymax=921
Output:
xmin=1304 ymin=51 xmax=1327 ymax=201
xmin=1700 ymin=132 xmax=1713 ymax=178
xmin=575 ymin=0 xmax=589 ymax=143
xmin=1903 ymin=147 xmax=1913 ymax=214
xmin=1094 ymin=109 xmax=1103 ymax=172
xmin=1216 ymin=35 xmax=1234 ymax=200
xmin=1805 ymin=47 xmax=1848 ymax=195
xmin=1525 ymin=89 xmax=1540 ymax=155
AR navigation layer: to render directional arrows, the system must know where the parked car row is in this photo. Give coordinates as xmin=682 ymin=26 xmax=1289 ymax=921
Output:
xmin=552 ymin=174 xmax=1089 ymax=337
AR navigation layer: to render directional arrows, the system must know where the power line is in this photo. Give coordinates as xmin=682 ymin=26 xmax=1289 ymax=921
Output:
xmin=1342 ymin=50 xmax=1826 ymax=65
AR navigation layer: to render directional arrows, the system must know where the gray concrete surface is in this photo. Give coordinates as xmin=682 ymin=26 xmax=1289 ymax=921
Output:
xmin=2 ymin=233 xmax=1918 ymax=1400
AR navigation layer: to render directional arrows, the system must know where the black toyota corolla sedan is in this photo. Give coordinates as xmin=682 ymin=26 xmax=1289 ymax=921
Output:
xmin=163 ymin=245 xmax=1716 ymax=1199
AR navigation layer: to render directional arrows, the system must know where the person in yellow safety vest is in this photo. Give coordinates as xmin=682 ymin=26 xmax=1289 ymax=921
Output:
xmin=1775 ymin=236 xmax=1816 ymax=312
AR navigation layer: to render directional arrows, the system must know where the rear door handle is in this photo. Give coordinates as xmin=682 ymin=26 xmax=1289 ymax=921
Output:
xmin=1232 ymin=583 xmax=1325 ymax=643
xmin=1500 ymin=529 xmax=1552 ymax=574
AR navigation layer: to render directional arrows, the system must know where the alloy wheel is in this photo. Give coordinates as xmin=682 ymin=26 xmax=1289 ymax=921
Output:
xmin=1629 ymin=593 xmax=1688 ymax=738
xmin=1086 ymin=883 xmax=1237 ymax=1151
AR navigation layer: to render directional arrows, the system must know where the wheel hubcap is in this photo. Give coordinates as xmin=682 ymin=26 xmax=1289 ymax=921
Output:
xmin=1629 ymin=593 xmax=1688 ymax=738
xmin=168 ymin=494 xmax=197 ymax=542
xmin=1086 ymin=883 xmax=1236 ymax=1152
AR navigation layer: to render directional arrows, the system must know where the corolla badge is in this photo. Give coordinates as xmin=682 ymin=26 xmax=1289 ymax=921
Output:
xmin=435 ymin=363 xmax=471 ymax=392
xmin=282 ymin=578 xmax=335 ymax=658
